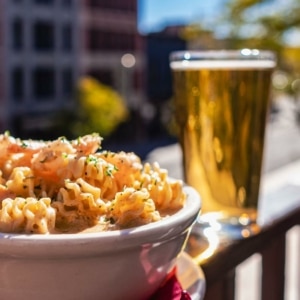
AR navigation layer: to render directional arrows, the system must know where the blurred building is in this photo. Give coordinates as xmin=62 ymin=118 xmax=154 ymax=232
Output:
xmin=146 ymin=26 xmax=186 ymax=104
xmin=144 ymin=26 xmax=186 ymax=139
xmin=81 ymin=0 xmax=145 ymax=111
xmin=0 ymin=0 xmax=145 ymax=138
xmin=0 ymin=0 xmax=80 ymax=136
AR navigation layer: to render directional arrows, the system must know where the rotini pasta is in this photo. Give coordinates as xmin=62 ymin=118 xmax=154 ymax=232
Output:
xmin=0 ymin=132 xmax=186 ymax=234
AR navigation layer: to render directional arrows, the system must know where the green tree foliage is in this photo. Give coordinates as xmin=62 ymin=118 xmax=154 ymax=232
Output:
xmin=74 ymin=77 xmax=128 ymax=137
xmin=54 ymin=77 xmax=128 ymax=138
xmin=184 ymin=0 xmax=300 ymax=56
xmin=220 ymin=0 xmax=300 ymax=55
xmin=183 ymin=0 xmax=300 ymax=95
xmin=221 ymin=0 xmax=300 ymax=95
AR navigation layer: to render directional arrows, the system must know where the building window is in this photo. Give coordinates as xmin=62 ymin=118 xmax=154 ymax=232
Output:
xmin=61 ymin=0 xmax=72 ymax=7
xmin=88 ymin=0 xmax=136 ymax=12
xmin=12 ymin=19 xmax=23 ymax=50
xmin=62 ymin=69 xmax=73 ymax=97
xmin=33 ymin=21 xmax=55 ymax=51
xmin=33 ymin=67 xmax=55 ymax=99
xmin=62 ymin=24 xmax=72 ymax=51
xmin=88 ymin=70 xmax=113 ymax=87
xmin=88 ymin=29 xmax=135 ymax=52
xmin=11 ymin=67 xmax=24 ymax=102
xmin=34 ymin=0 xmax=54 ymax=4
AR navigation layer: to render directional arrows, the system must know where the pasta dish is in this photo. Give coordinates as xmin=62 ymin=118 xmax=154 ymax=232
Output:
xmin=0 ymin=132 xmax=186 ymax=234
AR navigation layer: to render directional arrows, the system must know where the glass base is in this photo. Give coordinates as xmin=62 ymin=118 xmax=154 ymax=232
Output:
xmin=193 ymin=212 xmax=261 ymax=241
xmin=186 ymin=212 xmax=261 ymax=264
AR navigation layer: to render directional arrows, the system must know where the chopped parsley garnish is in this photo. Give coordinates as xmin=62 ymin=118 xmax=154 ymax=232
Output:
xmin=21 ymin=141 xmax=28 ymax=148
xmin=86 ymin=155 xmax=99 ymax=166
xmin=105 ymin=164 xmax=118 ymax=177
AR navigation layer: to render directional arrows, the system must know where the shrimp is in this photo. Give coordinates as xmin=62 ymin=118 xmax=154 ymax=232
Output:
xmin=30 ymin=137 xmax=74 ymax=182
xmin=71 ymin=133 xmax=102 ymax=156
xmin=31 ymin=134 xmax=102 ymax=182
xmin=0 ymin=133 xmax=45 ymax=178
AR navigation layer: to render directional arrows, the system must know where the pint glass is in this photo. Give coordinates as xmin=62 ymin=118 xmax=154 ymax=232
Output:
xmin=170 ymin=49 xmax=276 ymax=237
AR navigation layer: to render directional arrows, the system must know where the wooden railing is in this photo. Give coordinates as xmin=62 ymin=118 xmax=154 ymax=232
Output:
xmin=185 ymin=160 xmax=300 ymax=300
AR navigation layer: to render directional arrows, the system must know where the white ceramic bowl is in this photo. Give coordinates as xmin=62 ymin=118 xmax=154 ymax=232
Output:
xmin=0 ymin=186 xmax=201 ymax=300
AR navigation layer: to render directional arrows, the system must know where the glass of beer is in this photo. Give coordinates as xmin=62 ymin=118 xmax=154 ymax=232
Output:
xmin=170 ymin=49 xmax=276 ymax=239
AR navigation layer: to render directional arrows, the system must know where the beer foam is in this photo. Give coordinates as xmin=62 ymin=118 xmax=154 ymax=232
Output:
xmin=170 ymin=60 xmax=276 ymax=70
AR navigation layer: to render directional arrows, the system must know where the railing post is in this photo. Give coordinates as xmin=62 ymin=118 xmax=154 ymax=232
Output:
xmin=203 ymin=269 xmax=235 ymax=300
xmin=260 ymin=232 xmax=286 ymax=300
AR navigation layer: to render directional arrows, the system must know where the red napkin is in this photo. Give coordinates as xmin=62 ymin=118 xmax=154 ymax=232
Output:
xmin=149 ymin=267 xmax=191 ymax=300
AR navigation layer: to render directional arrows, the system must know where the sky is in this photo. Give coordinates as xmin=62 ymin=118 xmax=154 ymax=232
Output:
xmin=138 ymin=0 xmax=225 ymax=34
